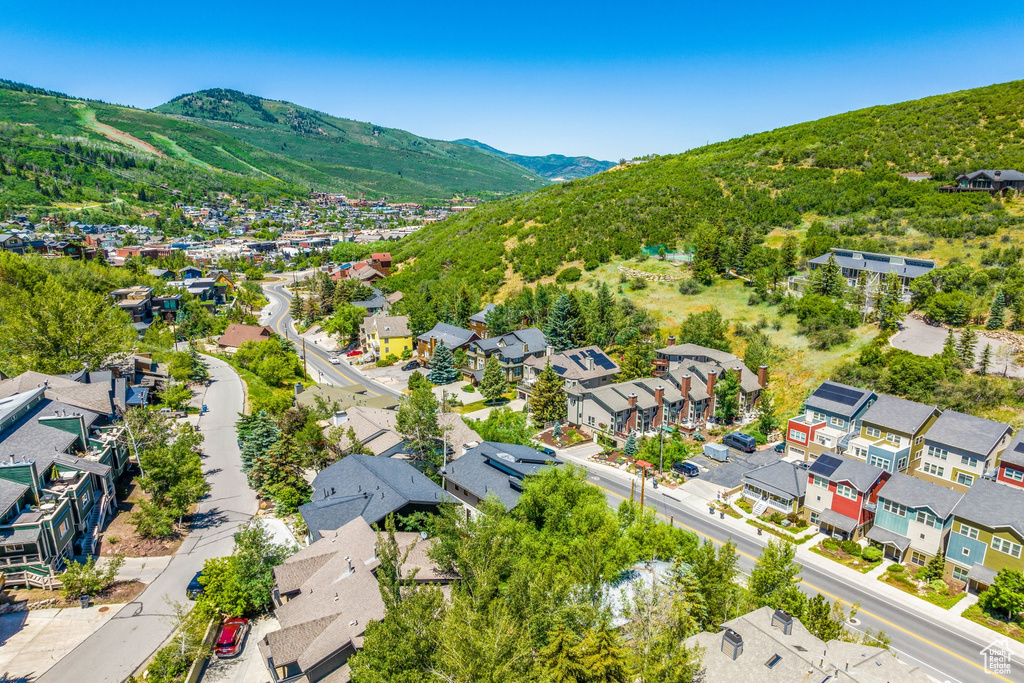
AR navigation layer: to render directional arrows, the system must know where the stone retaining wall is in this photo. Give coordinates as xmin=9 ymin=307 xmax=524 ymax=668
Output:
xmin=618 ymin=266 xmax=685 ymax=282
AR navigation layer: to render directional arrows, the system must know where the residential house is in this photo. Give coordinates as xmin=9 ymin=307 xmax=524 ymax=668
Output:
xmin=467 ymin=303 xmax=497 ymax=338
xmin=954 ymin=170 xmax=1024 ymax=195
xmin=945 ymin=478 xmax=1024 ymax=591
xmin=0 ymin=233 xmax=26 ymax=255
xmin=147 ymin=268 xmax=175 ymax=280
xmin=369 ymin=252 xmax=392 ymax=275
xmin=684 ymin=606 xmax=930 ymax=683
xmin=178 ymin=266 xmax=202 ymax=279
xmin=804 ymin=453 xmax=888 ymax=540
xmin=996 ymin=429 xmax=1024 ymax=490
xmin=846 ymin=394 xmax=939 ymax=474
xmin=258 ymin=516 xmax=454 ymax=683
xmin=151 ymin=293 xmax=182 ymax=323
xmin=653 ymin=343 xmax=768 ymax=423
xmin=868 ymin=473 xmax=963 ymax=566
xmin=653 ymin=341 xmax=745 ymax=376
xmin=518 ymin=345 xmax=620 ymax=402
xmin=298 ymin=455 xmax=457 ymax=542
xmin=917 ymin=410 xmax=1012 ymax=491
xmin=566 ymin=377 xmax=684 ymax=442
xmin=464 ymin=328 xmax=548 ymax=383
xmin=740 ymin=461 xmax=807 ymax=516
xmin=110 ymin=286 xmax=155 ymax=333
xmin=803 ymin=248 xmax=935 ymax=299
xmin=441 ymin=442 xmax=560 ymax=510
xmin=295 ymin=384 xmax=398 ymax=413
xmin=358 ymin=315 xmax=412 ymax=361
xmin=785 ymin=381 xmax=875 ymax=462
xmin=217 ymin=323 xmax=275 ymax=350
xmin=324 ymin=406 xmax=479 ymax=460
xmin=351 ymin=287 xmax=392 ymax=315
xmin=415 ymin=323 xmax=479 ymax=361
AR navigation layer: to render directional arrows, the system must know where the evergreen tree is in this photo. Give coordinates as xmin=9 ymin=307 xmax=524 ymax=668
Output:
xmin=1010 ymin=297 xmax=1024 ymax=331
xmin=546 ymin=293 xmax=586 ymax=352
xmin=289 ymin=293 xmax=304 ymax=321
xmin=988 ymin=290 xmax=1007 ymax=329
xmin=713 ymin=369 xmax=742 ymax=423
xmin=591 ymin=282 xmax=616 ymax=347
xmin=623 ymin=433 xmax=638 ymax=457
xmin=810 ymin=254 xmax=845 ymax=298
xmin=537 ymin=624 xmax=586 ymax=683
xmin=529 ymin=360 xmax=566 ymax=425
xmin=579 ymin=626 xmax=629 ymax=683
xmin=396 ymin=385 xmax=442 ymax=460
xmin=756 ymin=386 xmax=779 ymax=437
xmin=951 ymin=297 xmax=969 ymax=327
xmin=941 ymin=329 xmax=959 ymax=363
xmin=236 ymin=411 xmax=280 ymax=474
xmin=479 ymin=356 xmax=507 ymax=404
xmin=979 ymin=343 xmax=992 ymax=375
xmin=483 ymin=303 xmax=514 ymax=337
xmin=957 ymin=328 xmax=977 ymax=367
xmin=427 ymin=341 xmax=459 ymax=385
xmin=876 ymin=271 xmax=906 ymax=331
xmin=749 ymin=540 xmax=805 ymax=615
xmin=618 ymin=338 xmax=655 ymax=381
xmin=248 ymin=433 xmax=311 ymax=508
xmin=780 ymin=235 xmax=798 ymax=273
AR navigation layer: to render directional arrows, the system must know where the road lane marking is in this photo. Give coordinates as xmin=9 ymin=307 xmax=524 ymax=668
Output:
xmin=591 ymin=480 xmax=1011 ymax=683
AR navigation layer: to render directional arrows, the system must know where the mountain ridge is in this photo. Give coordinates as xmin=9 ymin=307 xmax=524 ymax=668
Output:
xmin=451 ymin=138 xmax=615 ymax=180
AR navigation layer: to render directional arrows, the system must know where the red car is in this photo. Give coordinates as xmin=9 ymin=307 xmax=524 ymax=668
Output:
xmin=215 ymin=617 xmax=250 ymax=658
xmin=346 ymin=349 xmax=363 ymax=357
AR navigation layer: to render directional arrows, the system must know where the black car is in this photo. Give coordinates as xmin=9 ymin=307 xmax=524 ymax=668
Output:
xmin=186 ymin=571 xmax=205 ymax=600
xmin=402 ymin=360 xmax=421 ymax=371
xmin=536 ymin=445 xmax=556 ymax=457
xmin=672 ymin=461 xmax=700 ymax=477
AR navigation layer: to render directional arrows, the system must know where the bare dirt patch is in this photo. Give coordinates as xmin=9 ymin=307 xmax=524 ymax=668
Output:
xmin=4 ymin=580 xmax=146 ymax=607
xmin=97 ymin=480 xmax=184 ymax=558
xmin=79 ymin=108 xmax=166 ymax=158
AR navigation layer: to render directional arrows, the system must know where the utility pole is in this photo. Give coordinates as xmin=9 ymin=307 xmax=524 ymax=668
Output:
xmin=659 ymin=426 xmax=665 ymax=475
xmin=640 ymin=468 xmax=646 ymax=509
xmin=630 ymin=479 xmax=635 ymax=503
xmin=302 ymin=337 xmax=308 ymax=381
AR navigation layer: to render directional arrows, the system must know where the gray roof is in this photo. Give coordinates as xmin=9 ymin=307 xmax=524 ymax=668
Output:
xmin=352 ymin=294 xmax=389 ymax=311
xmin=861 ymin=394 xmax=936 ymax=435
xmin=0 ymin=526 xmax=41 ymax=547
xmin=655 ymin=343 xmax=740 ymax=365
xmin=968 ymin=562 xmax=999 ymax=586
xmin=807 ymin=452 xmax=884 ymax=492
xmin=299 ymin=455 xmax=455 ymax=540
xmin=742 ymin=461 xmax=806 ymax=500
xmin=417 ymin=322 xmax=476 ymax=349
xmin=866 ymin=525 xmax=911 ymax=552
xmin=924 ymin=410 xmax=1011 ymax=457
xmin=469 ymin=303 xmax=496 ymax=324
xmin=803 ymin=381 xmax=874 ymax=419
xmin=960 ymin=169 xmax=1024 ymax=182
xmin=0 ymin=478 xmax=29 ymax=515
xmin=0 ymin=398 xmax=100 ymax=472
xmin=809 ymin=248 xmax=935 ymax=279
xmin=817 ymin=507 xmax=859 ymax=533
xmin=998 ymin=430 xmax=1024 ymax=468
xmin=527 ymin=346 xmax=619 ymax=381
xmin=472 ymin=328 xmax=548 ymax=361
xmin=876 ymin=472 xmax=962 ymax=519
xmin=951 ymin=477 xmax=1024 ymax=537
xmin=442 ymin=442 xmax=560 ymax=509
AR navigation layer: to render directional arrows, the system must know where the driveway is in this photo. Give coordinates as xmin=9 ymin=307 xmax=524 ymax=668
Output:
xmin=36 ymin=354 xmax=258 ymax=683
xmin=891 ymin=316 xmax=1023 ymax=377
xmin=200 ymin=614 xmax=279 ymax=683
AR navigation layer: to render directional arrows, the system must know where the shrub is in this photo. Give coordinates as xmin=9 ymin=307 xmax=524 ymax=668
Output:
xmin=928 ymin=578 xmax=949 ymax=594
xmin=887 ymin=564 xmax=905 ymax=573
xmin=462 ymin=385 xmax=475 ymax=393
xmin=61 ymin=554 xmax=125 ymax=601
xmin=375 ymin=353 xmax=399 ymax=368
xmin=631 ymin=277 xmax=648 ymax=290
xmin=861 ymin=546 xmax=883 ymax=562
xmin=678 ymin=278 xmax=702 ymax=295
xmin=822 ymin=537 xmax=840 ymax=551
xmin=555 ymin=266 xmax=582 ymax=284
xmin=840 ymin=539 xmax=862 ymax=557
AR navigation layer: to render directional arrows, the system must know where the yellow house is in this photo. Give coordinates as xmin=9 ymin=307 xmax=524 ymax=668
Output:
xmin=213 ymin=272 xmax=236 ymax=293
xmin=360 ymin=315 xmax=413 ymax=360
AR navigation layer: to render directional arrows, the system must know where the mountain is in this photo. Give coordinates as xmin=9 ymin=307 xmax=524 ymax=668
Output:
xmin=390 ymin=80 xmax=1024 ymax=293
xmin=452 ymin=138 xmax=615 ymax=180
xmin=153 ymin=89 xmax=548 ymax=201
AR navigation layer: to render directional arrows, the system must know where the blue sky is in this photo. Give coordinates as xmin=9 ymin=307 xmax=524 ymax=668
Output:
xmin=3 ymin=2 xmax=1023 ymax=160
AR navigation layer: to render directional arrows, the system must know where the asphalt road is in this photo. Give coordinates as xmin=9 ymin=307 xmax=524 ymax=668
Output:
xmin=582 ymin=465 xmax=1022 ymax=683
xmin=38 ymin=355 xmax=257 ymax=683
xmin=261 ymin=275 xmax=402 ymax=398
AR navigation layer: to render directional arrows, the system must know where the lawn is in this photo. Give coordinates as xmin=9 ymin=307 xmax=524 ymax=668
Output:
xmin=569 ymin=260 xmax=875 ymax=415
xmin=450 ymin=391 xmax=515 ymax=415
xmin=878 ymin=568 xmax=966 ymax=610
xmin=963 ymin=604 xmax=1024 ymax=644
xmin=810 ymin=542 xmax=882 ymax=574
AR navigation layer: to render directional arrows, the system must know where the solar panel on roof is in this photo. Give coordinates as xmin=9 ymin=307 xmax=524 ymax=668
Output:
xmin=1015 ymin=442 xmax=1024 ymax=455
xmin=812 ymin=383 xmax=864 ymax=407
xmin=808 ymin=454 xmax=843 ymax=477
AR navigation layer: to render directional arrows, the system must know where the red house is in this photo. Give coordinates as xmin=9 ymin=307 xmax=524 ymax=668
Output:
xmin=997 ymin=433 xmax=1024 ymax=489
xmin=804 ymin=453 xmax=889 ymax=540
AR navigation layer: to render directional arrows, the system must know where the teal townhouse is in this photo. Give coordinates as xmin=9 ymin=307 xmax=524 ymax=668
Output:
xmin=846 ymin=394 xmax=939 ymax=474
xmin=0 ymin=386 xmax=126 ymax=587
xmin=867 ymin=472 xmax=963 ymax=566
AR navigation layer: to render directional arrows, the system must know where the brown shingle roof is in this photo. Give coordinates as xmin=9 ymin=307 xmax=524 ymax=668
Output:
xmin=217 ymin=323 xmax=274 ymax=348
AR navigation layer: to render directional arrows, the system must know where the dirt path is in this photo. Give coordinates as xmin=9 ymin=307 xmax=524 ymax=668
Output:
xmin=77 ymin=108 xmax=166 ymax=158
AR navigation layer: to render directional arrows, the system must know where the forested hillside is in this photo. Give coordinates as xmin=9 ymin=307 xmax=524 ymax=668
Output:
xmin=390 ymin=80 xmax=1024 ymax=293
xmin=452 ymin=138 xmax=615 ymax=180
xmin=155 ymin=89 xmax=548 ymax=200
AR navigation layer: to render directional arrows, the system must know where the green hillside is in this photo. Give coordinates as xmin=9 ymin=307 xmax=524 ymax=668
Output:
xmin=452 ymin=138 xmax=615 ymax=180
xmin=155 ymin=89 xmax=548 ymax=201
xmin=390 ymin=80 xmax=1024 ymax=293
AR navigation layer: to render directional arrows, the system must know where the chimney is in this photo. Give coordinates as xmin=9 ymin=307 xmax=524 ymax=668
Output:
xmin=758 ymin=364 xmax=768 ymax=387
xmin=626 ymin=393 xmax=639 ymax=432
xmin=680 ymin=373 xmax=691 ymax=397
xmin=706 ymin=370 xmax=718 ymax=397
xmin=667 ymin=335 xmax=676 ymax=346
xmin=586 ymin=355 xmax=595 ymax=371
xmin=655 ymin=386 xmax=664 ymax=405
xmin=771 ymin=609 xmax=794 ymax=635
xmin=654 ymin=386 xmax=665 ymax=428
xmin=733 ymin=366 xmax=742 ymax=383
xmin=721 ymin=629 xmax=743 ymax=660
xmin=628 ymin=393 xmax=638 ymax=408
xmin=546 ymin=345 xmax=553 ymax=357
xmin=995 ymin=170 xmax=1002 ymax=178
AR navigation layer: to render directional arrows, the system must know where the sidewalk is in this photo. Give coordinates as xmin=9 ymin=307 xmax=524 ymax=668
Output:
xmin=0 ymin=606 xmax=122 ymax=677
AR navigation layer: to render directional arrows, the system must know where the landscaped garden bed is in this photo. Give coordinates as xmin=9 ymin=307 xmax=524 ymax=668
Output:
xmin=963 ymin=604 xmax=1024 ymax=644
xmin=98 ymin=480 xmax=185 ymax=557
xmin=537 ymin=424 xmax=590 ymax=449
xmin=878 ymin=563 xmax=966 ymax=609
xmin=811 ymin=538 xmax=882 ymax=573
xmin=5 ymin=580 xmax=146 ymax=608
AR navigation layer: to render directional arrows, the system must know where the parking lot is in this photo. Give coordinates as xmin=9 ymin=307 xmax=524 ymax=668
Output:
xmin=688 ymin=446 xmax=783 ymax=490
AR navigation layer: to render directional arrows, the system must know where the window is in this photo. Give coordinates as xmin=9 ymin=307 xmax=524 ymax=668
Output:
xmin=886 ymin=433 xmax=900 ymax=445
xmin=765 ymin=654 xmax=782 ymax=669
xmin=959 ymin=524 xmax=979 ymax=540
xmin=953 ymin=566 xmax=970 ymax=582
xmin=836 ymin=484 xmax=857 ymax=500
xmin=915 ymin=436 xmax=923 ymax=445
xmin=6 ymin=544 xmax=23 ymax=552
xmin=960 ymin=455 xmax=973 ymax=467
xmin=816 ymin=435 xmax=831 ymax=446
xmin=81 ymin=490 xmax=89 ymax=506
xmin=865 ymin=426 xmax=882 ymax=438
xmin=830 ymin=416 xmax=844 ymax=428
xmin=57 ymin=521 xmax=69 ymax=537
xmin=869 ymin=454 xmax=890 ymax=471
xmin=916 ymin=510 xmax=938 ymax=528
xmin=882 ymin=499 xmax=906 ymax=517
xmin=854 ymin=447 xmax=868 ymax=459
xmin=811 ymin=411 xmax=827 ymax=423
xmin=789 ymin=429 xmax=806 ymax=443
xmin=911 ymin=551 xmax=927 ymax=566
xmin=810 ymin=474 xmax=828 ymax=488
xmin=922 ymin=462 xmax=944 ymax=477
xmin=1005 ymin=467 xmax=1024 ymax=482
xmin=962 ymin=547 xmax=971 ymax=557
xmin=810 ymin=512 xmax=819 ymax=524
xmin=927 ymin=446 xmax=948 ymax=460
xmin=897 ymin=457 xmax=908 ymax=471
xmin=956 ymin=473 xmax=975 ymax=487
xmin=992 ymin=537 xmax=1023 ymax=558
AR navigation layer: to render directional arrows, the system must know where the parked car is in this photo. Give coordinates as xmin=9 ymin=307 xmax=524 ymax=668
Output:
xmin=536 ymin=445 xmax=556 ymax=457
xmin=215 ymin=617 xmax=250 ymax=658
xmin=723 ymin=432 xmax=757 ymax=453
xmin=329 ymin=356 xmax=341 ymax=365
xmin=346 ymin=350 xmax=363 ymax=357
xmin=672 ymin=461 xmax=700 ymax=477
xmin=774 ymin=442 xmax=785 ymax=453
xmin=186 ymin=571 xmax=205 ymax=600
xmin=402 ymin=360 xmax=421 ymax=371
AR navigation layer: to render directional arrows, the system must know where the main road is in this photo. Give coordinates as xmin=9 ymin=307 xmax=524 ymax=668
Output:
xmin=262 ymin=274 xmax=401 ymax=398
xmin=38 ymin=355 xmax=258 ymax=683
xmin=575 ymin=458 xmax=1023 ymax=683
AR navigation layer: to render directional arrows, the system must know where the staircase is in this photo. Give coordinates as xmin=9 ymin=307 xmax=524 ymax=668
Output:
xmin=77 ymin=495 xmax=109 ymax=555
xmin=752 ymin=499 xmax=769 ymax=516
